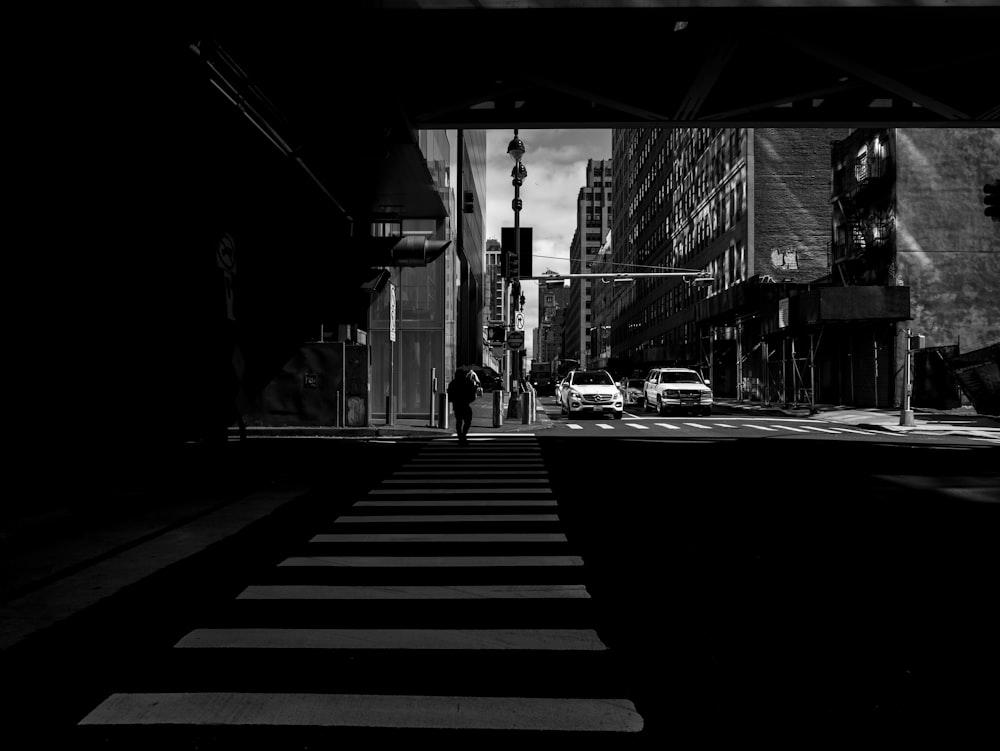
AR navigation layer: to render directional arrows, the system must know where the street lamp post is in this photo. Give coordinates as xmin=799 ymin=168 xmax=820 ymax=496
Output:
xmin=507 ymin=129 xmax=526 ymax=418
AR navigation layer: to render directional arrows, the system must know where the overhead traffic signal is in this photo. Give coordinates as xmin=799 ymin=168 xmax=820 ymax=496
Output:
xmin=985 ymin=180 xmax=1000 ymax=222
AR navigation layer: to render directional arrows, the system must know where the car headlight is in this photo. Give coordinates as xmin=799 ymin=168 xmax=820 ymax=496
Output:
xmin=569 ymin=389 xmax=582 ymax=400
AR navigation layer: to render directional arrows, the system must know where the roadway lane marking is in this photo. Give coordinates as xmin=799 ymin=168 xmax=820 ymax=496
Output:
xmin=368 ymin=488 xmax=552 ymax=494
xmin=237 ymin=584 xmax=588 ymax=599
xmin=174 ymin=628 xmax=608 ymax=651
xmin=335 ymin=514 xmax=560 ymax=523
xmin=654 ymin=422 xmax=680 ymax=429
xmin=566 ymin=424 xmax=584 ymax=429
xmin=745 ymin=424 xmax=778 ymax=431
xmin=310 ymin=533 xmax=568 ymax=542
xmin=596 ymin=423 xmax=615 ymax=429
xmin=79 ymin=693 xmax=643 ymax=732
xmin=799 ymin=425 xmax=842 ymax=433
xmin=714 ymin=423 xmax=741 ymax=428
xmin=354 ymin=500 xmax=557 ymax=507
xmin=829 ymin=427 xmax=879 ymax=435
xmin=771 ymin=424 xmax=808 ymax=432
xmin=277 ymin=555 xmax=584 ymax=567
xmin=683 ymin=423 xmax=712 ymax=429
xmin=626 ymin=423 xmax=650 ymax=430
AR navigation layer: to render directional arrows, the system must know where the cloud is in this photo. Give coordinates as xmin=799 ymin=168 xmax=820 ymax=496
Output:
xmin=483 ymin=129 xmax=611 ymax=360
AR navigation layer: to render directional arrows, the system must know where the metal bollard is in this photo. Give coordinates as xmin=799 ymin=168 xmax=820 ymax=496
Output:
xmin=438 ymin=392 xmax=449 ymax=430
xmin=493 ymin=389 xmax=503 ymax=427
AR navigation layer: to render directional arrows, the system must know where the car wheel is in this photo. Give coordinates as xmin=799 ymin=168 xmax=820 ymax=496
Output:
xmin=643 ymin=397 xmax=651 ymax=412
xmin=657 ymin=397 xmax=667 ymax=416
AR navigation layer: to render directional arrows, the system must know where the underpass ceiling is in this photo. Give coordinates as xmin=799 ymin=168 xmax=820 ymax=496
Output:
xmin=207 ymin=2 xmax=998 ymax=132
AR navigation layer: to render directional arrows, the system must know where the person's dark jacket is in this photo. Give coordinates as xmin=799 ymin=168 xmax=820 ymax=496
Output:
xmin=447 ymin=372 xmax=477 ymax=405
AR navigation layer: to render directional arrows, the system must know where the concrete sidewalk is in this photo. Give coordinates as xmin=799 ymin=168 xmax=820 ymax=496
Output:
xmin=231 ymin=389 xmax=554 ymax=440
xmin=716 ymin=398 xmax=1000 ymax=440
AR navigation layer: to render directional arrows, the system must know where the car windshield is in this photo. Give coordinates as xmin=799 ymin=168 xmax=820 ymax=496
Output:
xmin=662 ymin=372 xmax=702 ymax=383
xmin=573 ymin=371 xmax=615 ymax=386
xmin=627 ymin=379 xmax=643 ymax=388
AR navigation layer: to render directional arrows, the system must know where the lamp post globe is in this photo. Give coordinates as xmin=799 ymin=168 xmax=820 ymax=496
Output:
xmin=507 ymin=133 xmax=525 ymax=162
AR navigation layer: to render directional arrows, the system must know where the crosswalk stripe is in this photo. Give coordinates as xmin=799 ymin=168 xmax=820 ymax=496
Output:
xmin=78 ymin=693 xmax=643 ymax=732
xmin=566 ymin=424 xmax=584 ymax=429
xmin=715 ymin=423 xmax=741 ymax=428
xmin=354 ymin=500 xmax=557 ymax=507
xmin=773 ymin=424 xmax=808 ymax=432
xmin=277 ymin=555 xmax=584 ymax=567
xmin=369 ymin=488 xmax=552 ymax=494
xmin=596 ymin=423 xmax=615 ymax=429
xmin=683 ymin=422 xmax=712 ymax=429
xmin=237 ymin=584 xmax=589 ymax=599
xmin=173 ymin=628 xmax=608 ymax=651
xmin=310 ymin=532 xmax=568 ymax=542
xmin=800 ymin=425 xmax=842 ymax=433
xmin=626 ymin=423 xmax=650 ymax=430
xmin=654 ymin=422 xmax=680 ymax=429
xmin=335 ymin=514 xmax=560 ymax=523
xmin=745 ymin=424 xmax=777 ymax=431
xmin=380 ymin=478 xmax=550 ymax=484
xmin=829 ymin=427 xmax=878 ymax=435
xmin=395 ymin=470 xmax=547 ymax=475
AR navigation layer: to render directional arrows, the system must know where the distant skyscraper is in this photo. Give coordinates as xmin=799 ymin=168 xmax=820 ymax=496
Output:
xmin=566 ymin=158 xmax=612 ymax=368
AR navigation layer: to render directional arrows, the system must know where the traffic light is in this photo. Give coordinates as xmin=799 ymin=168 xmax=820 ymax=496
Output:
xmin=985 ymin=180 xmax=1000 ymax=221
xmin=489 ymin=325 xmax=506 ymax=343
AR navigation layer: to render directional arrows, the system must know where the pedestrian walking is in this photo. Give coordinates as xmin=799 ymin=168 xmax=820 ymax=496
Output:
xmin=447 ymin=367 xmax=478 ymax=443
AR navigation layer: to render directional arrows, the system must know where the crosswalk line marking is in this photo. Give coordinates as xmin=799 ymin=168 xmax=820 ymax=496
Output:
xmin=382 ymin=476 xmax=548 ymax=485
xmin=78 ymin=693 xmax=643 ymax=732
xmin=310 ymin=532 xmax=568 ymax=542
xmin=772 ymin=424 xmax=808 ymax=432
xmin=745 ymin=424 xmax=777 ymax=431
xmin=237 ymin=584 xmax=589 ymax=599
xmin=566 ymin=424 xmax=584 ymax=429
xmin=800 ymin=425 xmax=842 ymax=433
xmin=596 ymin=423 xmax=615 ymax=429
xmin=277 ymin=555 xmax=584 ymax=567
xmin=368 ymin=488 xmax=552 ymax=495
xmin=715 ymin=423 xmax=741 ymax=428
xmin=173 ymin=628 xmax=608 ymax=651
xmin=828 ymin=427 xmax=878 ymax=435
xmin=653 ymin=422 xmax=680 ymax=429
xmin=335 ymin=514 xmax=560 ymax=523
xmin=354 ymin=500 xmax=557 ymax=507
xmin=626 ymin=423 xmax=650 ymax=430
xmin=683 ymin=422 xmax=712 ymax=429
xmin=395 ymin=470 xmax=547 ymax=475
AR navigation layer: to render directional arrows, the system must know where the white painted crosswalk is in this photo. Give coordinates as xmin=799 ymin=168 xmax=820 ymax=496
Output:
xmin=555 ymin=418 xmax=881 ymax=435
xmin=77 ymin=435 xmax=644 ymax=739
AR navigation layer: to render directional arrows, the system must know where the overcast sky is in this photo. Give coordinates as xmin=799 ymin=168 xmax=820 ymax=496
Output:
xmin=482 ymin=129 xmax=612 ymax=361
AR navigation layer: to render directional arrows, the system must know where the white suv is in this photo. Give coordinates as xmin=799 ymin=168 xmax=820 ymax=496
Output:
xmin=559 ymin=369 xmax=624 ymax=419
xmin=643 ymin=367 xmax=713 ymax=416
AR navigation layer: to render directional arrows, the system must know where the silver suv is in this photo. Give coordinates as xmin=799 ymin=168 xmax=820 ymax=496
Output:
xmin=559 ymin=369 xmax=624 ymax=419
xmin=642 ymin=367 xmax=713 ymax=416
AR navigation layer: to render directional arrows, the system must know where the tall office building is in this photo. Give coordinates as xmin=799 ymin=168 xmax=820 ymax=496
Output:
xmin=610 ymin=127 xmax=842 ymax=397
xmin=484 ymin=236 xmax=504 ymax=371
xmin=534 ymin=281 xmax=570 ymax=367
xmin=566 ymin=158 xmax=613 ymax=368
